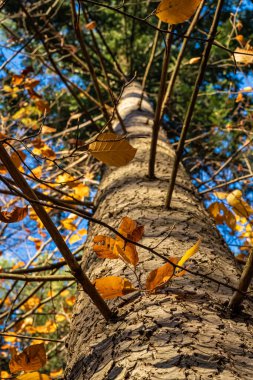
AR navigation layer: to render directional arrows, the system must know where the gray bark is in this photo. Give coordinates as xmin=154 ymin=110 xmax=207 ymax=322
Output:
xmin=65 ymin=82 xmax=253 ymax=380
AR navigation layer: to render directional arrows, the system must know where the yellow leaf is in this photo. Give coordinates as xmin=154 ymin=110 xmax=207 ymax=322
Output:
xmin=94 ymin=276 xmax=136 ymax=299
xmin=241 ymin=86 xmax=253 ymax=92
xmin=146 ymin=257 xmax=178 ymax=292
xmin=234 ymin=47 xmax=253 ymax=64
xmin=17 ymin=373 xmax=50 ymax=380
xmin=226 ymin=190 xmax=253 ymax=218
xmin=72 ymin=183 xmax=90 ymax=199
xmin=61 ymin=216 xmax=77 ymax=231
xmin=69 ymin=233 xmax=82 ymax=244
xmin=177 ymin=239 xmax=201 ymax=270
xmin=65 ymin=295 xmax=76 ymax=306
xmin=1 ymin=371 xmax=11 ymax=379
xmin=50 ymin=368 xmax=64 ymax=378
xmin=60 ymin=289 xmax=70 ymax=297
xmin=0 ymin=206 xmax=28 ymax=223
xmin=36 ymin=321 xmax=57 ymax=334
xmin=9 ymin=343 xmax=46 ymax=373
xmin=89 ymin=133 xmax=137 ymax=167
xmin=31 ymin=166 xmax=42 ymax=178
xmin=21 ymin=296 xmax=41 ymax=311
xmin=55 ymin=314 xmax=66 ymax=322
xmin=4 ymin=336 xmax=17 ymax=343
xmin=156 ymin=0 xmax=201 ymax=24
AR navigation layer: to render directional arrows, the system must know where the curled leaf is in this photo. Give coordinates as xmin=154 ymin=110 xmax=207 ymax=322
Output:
xmin=0 ymin=206 xmax=28 ymax=223
xmin=94 ymin=276 xmax=136 ymax=299
xmin=177 ymin=239 xmax=201 ymax=270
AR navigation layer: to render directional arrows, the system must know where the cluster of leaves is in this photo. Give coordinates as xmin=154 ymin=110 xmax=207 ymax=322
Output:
xmin=92 ymin=216 xmax=201 ymax=298
xmin=208 ymin=189 xmax=253 ymax=262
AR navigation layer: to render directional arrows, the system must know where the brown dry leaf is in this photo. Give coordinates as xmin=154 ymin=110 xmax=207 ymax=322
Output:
xmin=146 ymin=257 xmax=179 ymax=292
xmin=0 ymin=206 xmax=28 ymax=223
xmin=234 ymin=47 xmax=253 ymax=64
xmin=9 ymin=343 xmax=46 ymax=373
xmin=235 ymin=253 xmax=247 ymax=264
xmin=156 ymin=0 xmax=201 ymax=24
xmin=17 ymin=373 xmax=50 ymax=380
xmin=35 ymin=99 xmax=50 ymax=114
xmin=85 ymin=21 xmax=96 ymax=30
xmin=94 ymin=276 xmax=136 ymax=299
xmin=88 ymin=132 xmax=137 ymax=167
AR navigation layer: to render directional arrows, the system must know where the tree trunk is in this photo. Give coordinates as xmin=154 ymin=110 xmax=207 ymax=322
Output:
xmin=65 ymin=82 xmax=253 ymax=380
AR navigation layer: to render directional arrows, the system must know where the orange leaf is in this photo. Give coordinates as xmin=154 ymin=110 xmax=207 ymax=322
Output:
xmin=189 ymin=57 xmax=201 ymax=65
xmin=94 ymin=276 xmax=136 ymax=299
xmin=36 ymin=321 xmax=57 ymax=334
xmin=93 ymin=235 xmax=119 ymax=259
xmin=85 ymin=21 xmax=96 ymax=30
xmin=156 ymin=0 xmax=201 ymax=24
xmin=0 ymin=206 xmax=28 ymax=223
xmin=12 ymin=74 xmax=25 ymax=86
xmin=9 ymin=343 xmax=46 ymax=373
xmin=115 ymin=241 xmax=139 ymax=266
xmin=117 ymin=216 xmax=144 ymax=242
xmin=236 ymin=92 xmax=243 ymax=102
xmin=50 ymin=368 xmax=64 ymax=378
xmin=146 ymin=258 xmax=179 ymax=292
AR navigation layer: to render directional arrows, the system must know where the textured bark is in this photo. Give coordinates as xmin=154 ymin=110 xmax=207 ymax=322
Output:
xmin=66 ymin=83 xmax=253 ymax=380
